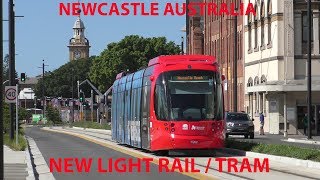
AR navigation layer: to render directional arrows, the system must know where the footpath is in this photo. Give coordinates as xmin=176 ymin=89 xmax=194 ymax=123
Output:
xmin=4 ymin=145 xmax=34 ymax=180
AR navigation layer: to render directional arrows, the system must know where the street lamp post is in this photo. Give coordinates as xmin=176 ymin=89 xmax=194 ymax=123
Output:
xmin=233 ymin=6 xmax=238 ymax=112
xmin=8 ymin=0 xmax=16 ymax=140
xmin=226 ymin=4 xmax=239 ymax=113
xmin=0 ymin=0 xmax=4 ymax=178
xmin=71 ymin=69 xmax=74 ymax=123
xmin=38 ymin=60 xmax=48 ymax=120
xmin=307 ymin=0 xmax=312 ymax=139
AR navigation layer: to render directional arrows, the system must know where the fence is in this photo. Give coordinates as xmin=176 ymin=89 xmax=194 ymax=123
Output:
xmin=59 ymin=108 xmax=110 ymax=124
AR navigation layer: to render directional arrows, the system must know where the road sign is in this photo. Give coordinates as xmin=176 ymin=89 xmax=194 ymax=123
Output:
xmin=5 ymin=86 xmax=17 ymax=103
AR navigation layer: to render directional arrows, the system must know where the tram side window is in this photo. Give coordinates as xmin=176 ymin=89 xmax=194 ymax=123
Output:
xmin=142 ymin=86 xmax=148 ymax=118
xmin=155 ymin=85 xmax=169 ymax=120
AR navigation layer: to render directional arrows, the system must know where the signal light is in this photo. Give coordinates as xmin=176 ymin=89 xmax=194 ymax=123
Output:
xmin=79 ymin=92 xmax=85 ymax=102
xmin=21 ymin=73 xmax=26 ymax=82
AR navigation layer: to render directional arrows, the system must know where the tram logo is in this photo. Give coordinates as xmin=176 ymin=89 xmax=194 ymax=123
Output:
xmin=182 ymin=124 xmax=189 ymax=130
xmin=191 ymin=125 xmax=205 ymax=130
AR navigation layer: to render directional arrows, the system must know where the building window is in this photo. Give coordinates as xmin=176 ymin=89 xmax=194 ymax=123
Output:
xmin=261 ymin=75 xmax=267 ymax=83
xmin=261 ymin=1 xmax=265 ymax=49
xmin=261 ymin=20 xmax=265 ymax=47
xmin=247 ymin=77 xmax=253 ymax=87
xmin=254 ymin=76 xmax=259 ymax=85
xmin=254 ymin=4 xmax=258 ymax=51
xmin=302 ymin=11 xmax=314 ymax=54
xmin=254 ymin=21 xmax=258 ymax=50
xmin=240 ymin=32 xmax=243 ymax=59
xmin=248 ymin=8 xmax=252 ymax=52
xmin=267 ymin=0 xmax=272 ymax=46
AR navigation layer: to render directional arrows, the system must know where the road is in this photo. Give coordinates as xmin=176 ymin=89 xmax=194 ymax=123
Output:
xmin=25 ymin=127 xmax=194 ymax=180
xmin=25 ymin=126 xmax=320 ymax=180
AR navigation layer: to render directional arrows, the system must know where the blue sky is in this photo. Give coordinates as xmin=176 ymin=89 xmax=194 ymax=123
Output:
xmin=2 ymin=0 xmax=186 ymax=77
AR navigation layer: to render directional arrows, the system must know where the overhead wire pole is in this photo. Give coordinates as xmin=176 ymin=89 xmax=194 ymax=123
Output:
xmin=0 ymin=0 xmax=4 ymax=178
xmin=72 ymin=68 xmax=74 ymax=123
xmin=38 ymin=60 xmax=48 ymax=120
xmin=307 ymin=0 xmax=312 ymax=139
xmin=233 ymin=4 xmax=238 ymax=112
xmin=8 ymin=0 xmax=15 ymax=140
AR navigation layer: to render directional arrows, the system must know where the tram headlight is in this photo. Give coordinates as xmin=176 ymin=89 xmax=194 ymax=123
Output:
xmin=171 ymin=134 xmax=175 ymax=139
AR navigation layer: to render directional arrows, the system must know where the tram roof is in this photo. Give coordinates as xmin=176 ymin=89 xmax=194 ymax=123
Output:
xmin=148 ymin=55 xmax=216 ymax=67
xmin=115 ymin=55 xmax=217 ymax=80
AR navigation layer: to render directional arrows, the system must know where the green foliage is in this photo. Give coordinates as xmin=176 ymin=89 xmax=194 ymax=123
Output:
xmin=45 ymin=105 xmax=62 ymax=124
xmin=34 ymin=57 xmax=94 ymax=98
xmin=3 ymin=102 xmax=26 ymax=135
xmin=3 ymin=102 xmax=10 ymax=133
xmin=89 ymin=35 xmax=180 ymax=92
xmin=3 ymin=54 xmax=18 ymax=81
xmin=71 ymin=121 xmax=111 ymax=130
xmin=4 ymin=133 xmax=27 ymax=151
xmin=226 ymin=139 xmax=320 ymax=162
xmin=19 ymin=107 xmax=32 ymax=121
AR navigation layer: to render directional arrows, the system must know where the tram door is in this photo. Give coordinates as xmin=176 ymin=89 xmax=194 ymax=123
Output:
xmin=141 ymin=77 xmax=151 ymax=149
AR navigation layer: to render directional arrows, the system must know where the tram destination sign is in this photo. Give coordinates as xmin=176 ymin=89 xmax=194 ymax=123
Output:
xmin=172 ymin=76 xmax=209 ymax=81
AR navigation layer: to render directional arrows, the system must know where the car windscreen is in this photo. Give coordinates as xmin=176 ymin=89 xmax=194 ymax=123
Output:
xmin=226 ymin=114 xmax=250 ymax=122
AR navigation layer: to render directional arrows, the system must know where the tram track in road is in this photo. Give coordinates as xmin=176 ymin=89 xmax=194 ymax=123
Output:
xmin=41 ymin=127 xmax=320 ymax=180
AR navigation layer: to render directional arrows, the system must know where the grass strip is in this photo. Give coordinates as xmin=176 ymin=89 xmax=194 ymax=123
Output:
xmin=4 ymin=133 xmax=27 ymax=151
xmin=226 ymin=139 xmax=320 ymax=162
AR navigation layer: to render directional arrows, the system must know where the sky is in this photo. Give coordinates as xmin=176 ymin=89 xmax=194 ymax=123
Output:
xmin=2 ymin=0 xmax=186 ymax=77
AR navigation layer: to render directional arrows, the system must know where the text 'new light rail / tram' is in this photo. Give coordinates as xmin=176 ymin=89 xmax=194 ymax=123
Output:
xmin=111 ymin=55 xmax=225 ymax=154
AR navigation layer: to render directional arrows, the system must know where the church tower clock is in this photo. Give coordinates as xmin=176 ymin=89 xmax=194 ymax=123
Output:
xmin=68 ymin=14 xmax=90 ymax=61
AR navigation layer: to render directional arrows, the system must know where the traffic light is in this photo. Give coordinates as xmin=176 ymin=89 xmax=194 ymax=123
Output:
xmin=21 ymin=73 xmax=26 ymax=82
xmin=79 ymin=92 xmax=85 ymax=102
xmin=65 ymin=100 xmax=69 ymax=107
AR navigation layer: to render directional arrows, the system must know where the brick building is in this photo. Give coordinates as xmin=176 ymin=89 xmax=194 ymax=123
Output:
xmin=186 ymin=0 xmax=204 ymax=55
xmin=201 ymin=0 xmax=245 ymax=112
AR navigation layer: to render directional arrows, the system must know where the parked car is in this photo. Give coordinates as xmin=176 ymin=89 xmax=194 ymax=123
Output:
xmin=225 ymin=112 xmax=255 ymax=139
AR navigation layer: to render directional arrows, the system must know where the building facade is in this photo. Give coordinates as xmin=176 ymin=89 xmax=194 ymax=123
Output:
xmin=244 ymin=0 xmax=320 ymax=135
xmin=202 ymin=0 xmax=245 ymax=112
xmin=186 ymin=0 xmax=204 ymax=55
xmin=68 ymin=16 xmax=90 ymax=61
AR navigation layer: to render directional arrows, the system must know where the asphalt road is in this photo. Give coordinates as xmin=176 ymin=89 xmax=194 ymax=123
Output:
xmin=25 ymin=127 xmax=194 ymax=180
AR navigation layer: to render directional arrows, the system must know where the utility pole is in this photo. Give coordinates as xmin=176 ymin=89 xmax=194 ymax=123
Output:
xmin=42 ymin=60 xmax=45 ymax=119
xmin=8 ymin=0 xmax=15 ymax=140
xmin=38 ymin=60 xmax=48 ymax=120
xmin=233 ymin=5 xmax=238 ymax=112
xmin=71 ymin=68 xmax=74 ymax=123
xmin=1 ymin=0 xmax=4 ymax=178
xmin=307 ymin=0 xmax=312 ymax=139
xmin=77 ymin=80 xmax=80 ymax=121
xmin=91 ymin=90 xmax=93 ymax=121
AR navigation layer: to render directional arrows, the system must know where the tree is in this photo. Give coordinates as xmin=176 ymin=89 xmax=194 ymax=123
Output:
xmin=34 ymin=57 xmax=94 ymax=98
xmin=45 ymin=105 xmax=62 ymax=124
xmin=19 ymin=108 xmax=32 ymax=121
xmin=89 ymin=35 xmax=180 ymax=92
xmin=3 ymin=54 xmax=18 ymax=81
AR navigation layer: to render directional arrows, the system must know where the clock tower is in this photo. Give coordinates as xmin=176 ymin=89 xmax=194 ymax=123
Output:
xmin=68 ymin=15 xmax=90 ymax=61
